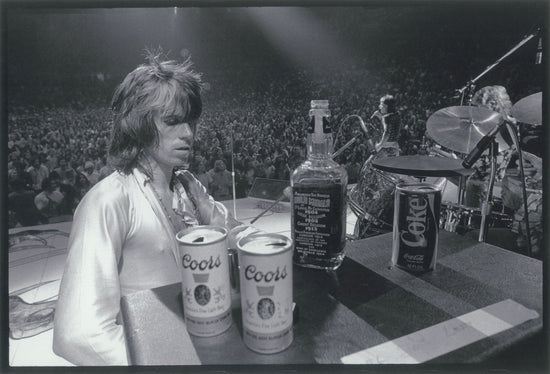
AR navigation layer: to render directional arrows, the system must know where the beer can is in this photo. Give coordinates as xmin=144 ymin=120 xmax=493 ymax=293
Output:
xmin=237 ymin=233 xmax=293 ymax=354
xmin=392 ymin=183 xmax=441 ymax=273
xmin=176 ymin=226 xmax=232 ymax=337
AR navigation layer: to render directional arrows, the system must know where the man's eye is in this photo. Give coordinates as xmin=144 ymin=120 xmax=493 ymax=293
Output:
xmin=165 ymin=119 xmax=181 ymax=126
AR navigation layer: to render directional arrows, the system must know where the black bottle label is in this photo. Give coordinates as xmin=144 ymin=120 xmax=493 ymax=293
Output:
xmin=292 ymin=183 xmax=346 ymax=261
xmin=308 ymin=116 xmax=331 ymax=134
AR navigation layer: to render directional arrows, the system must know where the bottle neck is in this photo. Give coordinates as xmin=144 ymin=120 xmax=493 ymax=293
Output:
xmin=307 ymin=108 xmax=332 ymax=159
xmin=307 ymin=132 xmax=333 ymax=159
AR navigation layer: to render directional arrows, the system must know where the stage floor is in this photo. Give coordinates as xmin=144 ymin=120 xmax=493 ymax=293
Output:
xmin=8 ymin=180 xmax=463 ymax=367
xmin=7 ymin=197 xmax=359 ymax=367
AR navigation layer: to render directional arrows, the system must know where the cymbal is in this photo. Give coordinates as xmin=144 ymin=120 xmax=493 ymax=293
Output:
xmin=372 ymin=155 xmax=474 ymax=178
xmin=426 ymin=106 xmax=509 ymax=154
xmin=511 ymin=92 xmax=542 ymax=126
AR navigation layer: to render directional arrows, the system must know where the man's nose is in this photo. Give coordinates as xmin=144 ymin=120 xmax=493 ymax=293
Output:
xmin=179 ymin=123 xmax=194 ymax=138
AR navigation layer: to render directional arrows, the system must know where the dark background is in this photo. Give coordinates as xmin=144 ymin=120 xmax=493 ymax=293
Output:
xmin=4 ymin=3 xmax=546 ymax=106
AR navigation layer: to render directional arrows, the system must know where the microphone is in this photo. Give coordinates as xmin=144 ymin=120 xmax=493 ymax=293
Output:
xmin=357 ymin=116 xmax=375 ymax=152
xmin=332 ymin=115 xmax=375 ymax=159
xmin=370 ymin=110 xmax=380 ymax=120
xmin=462 ymin=121 xmax=505 ymax=169
xmin=535 ymin=36 xmax=542 ymax=65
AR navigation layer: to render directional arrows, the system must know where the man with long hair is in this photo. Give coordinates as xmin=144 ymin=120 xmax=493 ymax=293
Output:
xmin=53 ymin=50 xmax=256 ymax=365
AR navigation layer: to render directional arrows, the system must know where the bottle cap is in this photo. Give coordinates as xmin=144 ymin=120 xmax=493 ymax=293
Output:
xmin=310 ymin=100 xmax=329 ymax=109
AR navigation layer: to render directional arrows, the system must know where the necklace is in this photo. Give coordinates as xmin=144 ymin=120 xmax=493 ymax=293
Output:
xmin=149 ymin=181 xmax=183 ymax=234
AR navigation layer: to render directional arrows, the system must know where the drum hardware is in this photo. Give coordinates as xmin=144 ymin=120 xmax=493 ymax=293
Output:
xmin=507 ymin=120 xmax=535 ymax=257
xmin=477 ymin=141 xmax=499 ymax=243
xmin=439 ymin=201 xmax=513 ymax=234
xmin=455 ymin=116 xmax=531 ymax=252
xmin=450 ymin=28 xmax=541 ymax=257
xmin=429 ymin=144 xmax=459 ymax=159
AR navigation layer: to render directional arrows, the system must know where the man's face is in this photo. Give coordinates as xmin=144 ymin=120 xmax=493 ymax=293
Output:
xmin=145 ymin=115 xmax=196 ymax=169
xmin=215 ymin=161 xmax=225 ymax=172
xmin=483 ymin=98 xmax=499 ymax=113
xmin=50 ymin=179 xmax=60 ymax=191
xmin=379 ymin=100 xmax=388 ymax=114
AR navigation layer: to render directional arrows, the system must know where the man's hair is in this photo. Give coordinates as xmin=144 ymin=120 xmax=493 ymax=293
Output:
xmin=472 ymin=85 xmax=512 ymax=117
xmin=381 ymin=94 xmax=396 ymax=113
xmin=108 ymin=49 xmax=203 ymax=175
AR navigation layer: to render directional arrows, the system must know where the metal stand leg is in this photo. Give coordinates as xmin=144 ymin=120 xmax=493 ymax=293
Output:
xmin=458 ymin=176 xmax=466 ymax=206
xmin=506 ymin=123 xmax=533 ymax=257
xmin=478 ymin=141 xmax=498 ymax=243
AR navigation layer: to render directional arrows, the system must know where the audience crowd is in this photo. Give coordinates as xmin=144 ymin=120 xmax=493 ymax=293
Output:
xmin=7 ymin=45 xmax=540 ymax=230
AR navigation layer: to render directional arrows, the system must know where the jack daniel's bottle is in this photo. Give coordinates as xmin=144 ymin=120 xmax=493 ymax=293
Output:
xmin=291 ymin=100 xmax=348 ymax=270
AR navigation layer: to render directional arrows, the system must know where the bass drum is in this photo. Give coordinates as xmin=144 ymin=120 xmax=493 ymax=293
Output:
xmin=348 ymin=155 xmax=447 ymax=239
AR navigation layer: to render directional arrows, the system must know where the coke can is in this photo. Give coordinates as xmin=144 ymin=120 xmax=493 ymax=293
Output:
xmin=176 ymin=226 xmax=232 ymax=337
xmin=392 ymin=183 xmax=441 ymax=272
xmin=237 ymin=233 xmax=293 ymax=354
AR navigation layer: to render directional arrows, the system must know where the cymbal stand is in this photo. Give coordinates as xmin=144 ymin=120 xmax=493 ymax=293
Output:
xmin=477 ymin=123 xmax=533 ymax=257
xmin=505 ymin=122 xmax=533 ymax=257
xmin=457 ymin=175 xmax=466 ymax=206
xmin=478 ymin=141 xmax=498 ymax=243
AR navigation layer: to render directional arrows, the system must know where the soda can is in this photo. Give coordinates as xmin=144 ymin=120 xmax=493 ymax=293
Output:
xmin=392 ymin=182 xmax=441 ymax=273
xmin=237 ymin=233 xmax=293 ymax=354
xmin=176 ymin=226 xmax=232 ymax=337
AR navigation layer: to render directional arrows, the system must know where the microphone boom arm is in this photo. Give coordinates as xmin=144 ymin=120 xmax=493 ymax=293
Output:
xmin=457 ymin=29 xmax=539 ymax=97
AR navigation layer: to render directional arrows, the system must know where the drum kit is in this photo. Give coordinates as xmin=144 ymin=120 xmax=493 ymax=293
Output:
xmin=349 ymin=92 xmax=542 ymax=245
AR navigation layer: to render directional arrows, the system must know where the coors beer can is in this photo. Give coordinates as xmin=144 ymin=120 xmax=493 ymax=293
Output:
xmin=237 ymin=233 xmax=293 ymax=354
xmin=392 ymin=183 xmax=441 ymax=272
xmin=176 ymin=226 xmax=232 ymax=337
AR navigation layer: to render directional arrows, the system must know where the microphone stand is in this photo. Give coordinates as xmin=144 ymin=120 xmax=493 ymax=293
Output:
xmin=456 ymin=29 xmax=539 ymax=100
xmin=478 ymin=141 xmax=498 ymax=242
xmin=506 ymin=122 xmax=533 ymax=257
xmin=230 ymin=123 xmax=238 ymax=220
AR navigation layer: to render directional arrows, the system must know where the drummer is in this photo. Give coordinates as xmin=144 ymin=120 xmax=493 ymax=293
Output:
xmin=464 ymin=85 xmax=515 ymax=208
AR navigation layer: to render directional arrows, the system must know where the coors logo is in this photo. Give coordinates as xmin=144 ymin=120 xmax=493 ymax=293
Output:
xmin=245 ymin=265 xmax=288 ymax=283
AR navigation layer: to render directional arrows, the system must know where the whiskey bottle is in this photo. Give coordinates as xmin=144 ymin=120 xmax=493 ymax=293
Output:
xmin=291 ymin=100 xmax=348 ymax=270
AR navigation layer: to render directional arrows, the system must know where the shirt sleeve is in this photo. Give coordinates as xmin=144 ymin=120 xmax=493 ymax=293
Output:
xmin=34 ymin=193 xmax=48 ymax=211
xmin=53 ymin=179 xmax=130 ymax=365
xmin=175 ymin=170 xmax=263 ymax=247
xmin=176 ymin=170 xmax=240 ymax=229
